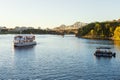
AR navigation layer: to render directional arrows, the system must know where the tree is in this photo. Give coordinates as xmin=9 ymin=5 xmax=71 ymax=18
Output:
xmin=90 ymin=29 xmax=96 ymax=37
xmin=94 ymin=23 xmax=102 ymax=35
xmin=113 ymin=26 xmax=120 ymax=40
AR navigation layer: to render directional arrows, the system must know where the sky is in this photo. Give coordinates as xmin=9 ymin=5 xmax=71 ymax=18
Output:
xmin=0 ymin=0 xmax=120 ymax=28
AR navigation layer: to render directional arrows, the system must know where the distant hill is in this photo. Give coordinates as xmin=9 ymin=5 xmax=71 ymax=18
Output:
xmin=53 ymin=22 xmax=87 ymax=30
xmin=53 ymin=22 xmax=87 ymax=34
xmin=76 ymin=19 xmax=120 ymax=40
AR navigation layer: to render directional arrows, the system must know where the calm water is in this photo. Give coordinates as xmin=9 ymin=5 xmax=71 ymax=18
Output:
xmin=0 ymin=34 xmax=120 ymax=80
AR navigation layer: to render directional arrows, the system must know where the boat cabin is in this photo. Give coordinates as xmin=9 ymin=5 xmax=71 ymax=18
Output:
xmin=14 ymin=34 xmax=36 ymax=47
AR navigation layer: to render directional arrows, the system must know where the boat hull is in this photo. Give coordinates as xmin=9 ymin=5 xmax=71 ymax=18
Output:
xmin=94 ymin=52 xmax=116 ymax=57
xmin=14 ymin=41 xmax=36 ymax=47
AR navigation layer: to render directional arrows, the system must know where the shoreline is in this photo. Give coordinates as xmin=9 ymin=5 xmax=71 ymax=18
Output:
xmin=76 ymin=35 xmax=113 ymax=40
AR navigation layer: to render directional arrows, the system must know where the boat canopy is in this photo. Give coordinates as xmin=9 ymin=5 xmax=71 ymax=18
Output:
xmin=14 ymin=34 xmax=35 ymax=41
xmin=96 ymin=47 xmax=111 ymax=49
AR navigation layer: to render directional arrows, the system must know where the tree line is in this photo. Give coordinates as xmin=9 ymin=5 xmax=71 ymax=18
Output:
xmin=76 ymin=21 xmax=120 ymax=39
xmin=0 ymin=29 xmax=61 ymax=35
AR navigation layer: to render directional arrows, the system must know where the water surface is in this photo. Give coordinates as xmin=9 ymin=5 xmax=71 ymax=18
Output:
xmin=0 ymin=34 xmax=120 ymax=80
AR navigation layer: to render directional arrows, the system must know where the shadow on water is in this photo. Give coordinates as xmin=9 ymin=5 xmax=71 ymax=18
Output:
xmin=94 ymin=56 xmax=113 ymax=65
xmin=85 ymin=39 xmax=114 ymax=45
xmin=13 ymin=45 xmax=36 ymax=57
xmin=14 ymin=45 xmax=35 ymax=50
xmin=95 ymin=56 xmax=112 ymax=60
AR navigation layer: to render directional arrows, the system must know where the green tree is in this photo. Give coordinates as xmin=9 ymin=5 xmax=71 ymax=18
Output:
xmin=94 ymin=23 xmax=102 ymax=35
xmin=113 ymin=26 xmax=120 ymax=40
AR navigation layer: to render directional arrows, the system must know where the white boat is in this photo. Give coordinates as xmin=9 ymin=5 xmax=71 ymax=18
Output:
xmin=14 ymin=34 xmax=37 ymax=47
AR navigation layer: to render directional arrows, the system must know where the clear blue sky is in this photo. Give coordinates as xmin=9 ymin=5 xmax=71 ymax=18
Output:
xmin=0 ymin=0 xmax=120 ymax=28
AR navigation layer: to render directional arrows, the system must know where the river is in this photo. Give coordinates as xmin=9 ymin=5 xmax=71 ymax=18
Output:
xmin=0 ymin=34 xmax=120 ymax=80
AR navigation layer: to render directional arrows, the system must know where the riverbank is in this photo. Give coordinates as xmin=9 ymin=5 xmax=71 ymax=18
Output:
xmin=76 ymin=35 xmax=113 ymax=40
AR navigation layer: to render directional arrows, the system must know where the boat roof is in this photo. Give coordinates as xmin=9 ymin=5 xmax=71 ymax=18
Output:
xmin=15 ymin=34 xmax=35 ymax=37
xmin=96 ymin=47 xmax=111 ymax=49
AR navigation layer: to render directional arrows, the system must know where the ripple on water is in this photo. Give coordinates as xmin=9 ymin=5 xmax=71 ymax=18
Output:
xmin=0 ymin=35 xmax=120 ymax=79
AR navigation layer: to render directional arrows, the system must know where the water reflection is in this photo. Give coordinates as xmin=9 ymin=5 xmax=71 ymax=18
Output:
xmin=113 ymin=40 xmax=120 ymax=59
xmin=13 ymin=45 xmax=36 ymax=57
xmin=14 ymin=46 xmax=36 ymax=51
xmin=1 ymin=35 xmax=120 ymax=79
xmin=85 ymin=39 xmax=114 ymax=45
xmin=114 ymin=40 xmax=120 ymax=50
xmin=12 ymin=46 xmax=37 ymax=79
xmin=94 ymin=56 xmax=112 ymax=60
